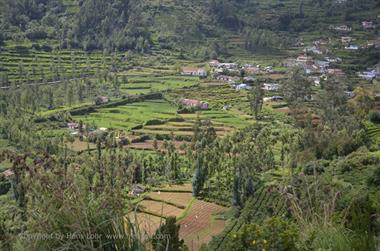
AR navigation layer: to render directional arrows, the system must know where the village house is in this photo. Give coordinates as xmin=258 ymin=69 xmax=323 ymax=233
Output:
xmin=129 ymin=184 xmax=146 ymax=197
xmin=345 ymin=44 xmax=359 ymax=50
xmin=309 ymin=76 xmax=322 ymax=86
xmin=234 ymin=83 xmax=251 ymax=91
xmin=330 ymin=25 xmax=352 ymax=32
xmin=304 ymin=45 xmax=329 ymax=55
xmin=181 ymin=99 xmax=209 ymax=110
xmin=243 ymin=65 xmax=261 ymax=75
xmin=67 ymin=122 xmax=79 ymax=130
xmin=296 ymin=55 xmax=313 ymax=65
xmin=357 ymin=71 xmax=378 ymax=80
xmin=341 ymin=36 xmax=352 ymax=44
xmin=284 ymin=58 xmax=297 ymax=68
xmin=216 ymin=75 xmax=240 ymax=83
xmin=362 ymin=21 xmax=375 ymax=29
xmin=218 ymin=63 xmax=239 ymax=70
xmin=327 ymin=68 xmax=345 ymax=76
xmin=209 ymin=60 xmax=220 ymax=68
xmin=325 ymin=57 xmax=342 ymax=63
xmin=95 ymin=96 xmax=110 ymax=105
xmin=264 ymin=66 xmax=274 ymax=73
xmin=304 ymin=64 xmax=321 ymax=75
xmin=264 ymin=96 xmax=283 ymax=102
xmin=366 ymin=40 xmax=380 ymax=49
xmin=243 ymin=76 xmax=256 ymax=82
xmin=181 ymin=67 xmax=207 ymax=77
xmin=262 ymin=83 xmax=280 ymax=91
xmin=313 ymin=39 xmax=329 ymax=46
xmin=315 ymin=60 xmax=330 ymax=70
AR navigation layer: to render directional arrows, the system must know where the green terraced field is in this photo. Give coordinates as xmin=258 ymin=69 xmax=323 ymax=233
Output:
xmin=73 ymin=98 xmax=252 ymax=139
xmin=366 ymin=122 xmax=380 ymax=140
xmin=74 ymin=99 xmax=179 ymax=130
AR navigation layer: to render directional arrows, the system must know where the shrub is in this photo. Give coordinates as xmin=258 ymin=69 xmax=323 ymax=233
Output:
xmin=367 ymin=166 xmax=380 ymax=187
xmin=369 ymin=110 xmax=380 ymax=124
xmin=224 ymin=217 xmax=299 ymax=251
xmin=303 ymin=161 xmax=325 ymax=175
xmin=152 ymin=217 xmax=187 ymax=251
xmin=40 ymin=44 xmax=52 ymax=52
xmin=144 ymin=119 xmax=165 ymax=126
xmin=131 ymin=135 xmax=150 ymax=143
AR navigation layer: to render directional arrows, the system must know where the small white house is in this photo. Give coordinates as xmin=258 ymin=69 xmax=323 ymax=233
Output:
xmin=345 ymin=45 xmax=359 ymax=50
xmin=235 ymin=84 xmax=251 ymax=90
xmin=181 ymin=67 xmax=207 ymax=77
xmin=262 ymin=83 xmax=280 ymax=91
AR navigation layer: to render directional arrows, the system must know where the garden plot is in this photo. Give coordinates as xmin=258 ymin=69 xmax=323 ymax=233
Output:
xmin=128 ymin=212 xmax=164 ymax=237
xmin=129 ymin=184 xmax=227 ymax=250
xmin=127 ymin=140 xmax=187 ymax=153
xmin=74 ymin=100 xmax=178 ymax=130
xmin=179 ymin=200 xmax=227 ymax=251
xmin=146 ymin=191 xmax=193 ymax=208
xmin=138 ymin=200 xmax=183 ymax=218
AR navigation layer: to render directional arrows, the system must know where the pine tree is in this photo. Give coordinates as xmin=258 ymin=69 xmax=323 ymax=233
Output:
xmin=152 ymin=217 xmax=187 ymax=251
xmin=248 ymin=82 xmax=264 ymax=120
xmin=192 ymin=157 xmax=203 ymax=196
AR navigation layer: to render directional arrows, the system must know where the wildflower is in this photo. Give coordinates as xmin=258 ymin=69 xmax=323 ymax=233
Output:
xmin=263 ymin=239 xmax=267 ymax=244
xmin=252 ymin=240 xmax=256 ymax=245
xmin=263 ymin=249 xmax=266 ymax=251
xmin=233 ymin=234 xmax=237 ymax=238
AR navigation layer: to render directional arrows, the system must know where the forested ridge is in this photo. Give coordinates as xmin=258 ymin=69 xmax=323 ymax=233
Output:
xmin=1 ymin=0 xmax=379 ymax=53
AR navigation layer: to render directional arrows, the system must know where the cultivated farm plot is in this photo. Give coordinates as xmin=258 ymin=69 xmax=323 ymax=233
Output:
xmin=128 ymin=212 xmax=164 ymax=237
xmin=127 ymin=140 xmax=187 ymax=153
xmin=153 ymin=183 xmax=193 ymax=193
xmin=138 ymin=200 xmax=183 ymax=218
xmin=147 ymin=191 xmax=193 ymax=208
xmin=73 ymin=98 xmax=247 ymax=142
xmin=130 ymin=184 xmax=227 ymax=251
xmin=74 ymin=100 xmax=178 ymax=130
xmin=179 ymin=200 xmax=227 ymax=251
xmin=67 ymin=139 xmax=96 ymax=152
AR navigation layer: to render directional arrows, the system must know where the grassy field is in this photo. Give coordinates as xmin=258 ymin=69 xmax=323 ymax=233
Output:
xmin=73 ymin=99 xmax=252 ymax=141
xmin=74 ymin=99 xmax=178 ymax=130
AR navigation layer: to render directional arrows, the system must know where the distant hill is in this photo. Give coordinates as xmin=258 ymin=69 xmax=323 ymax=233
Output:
xmin=0 ymin=0 xmax=379 ymax=56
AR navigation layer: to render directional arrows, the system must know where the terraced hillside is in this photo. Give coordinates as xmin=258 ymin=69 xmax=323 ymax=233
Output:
xmin=366 ymin=121 xmax=380 ymax=141
xmin=73 ymin=98 xmax=251 ymax=152
xmin=130 ymin=184 xmax=227 ymax=250
xmin=209 ymin=187 xmax=288 ymax=251
xmin=0 ymin=45 xmax=114 ymax=83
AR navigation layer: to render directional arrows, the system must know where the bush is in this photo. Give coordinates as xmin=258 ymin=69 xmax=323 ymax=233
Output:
xmin=131 ymin=135 xmax=150 ymax=143
xmin=0 ymin=33 xmax=4 ymax=46
xmin=144 ymin=119 xmax=165 ymax=126
xmin=224 ymin=217 xmax=299 ymax=251
xmin=40 ymin=44 xmax=52 ymax=52
xmin=178 ymin=107 xmax=197 ymax=114
xmin=367 ymin=166 xmax=380 ymax=187
xmin=337 ymin=149 xmax=380 ymax=173
xmin=168 ymin=117 xmax=185 ymax=122
xmin=152 ymin=217 xmax=187 ymax=251
xmin=14 ymin=46 xmax=29 ymax=53
xmin=303 ymin=161 xmax=325 ymax=175
xmin=26 ymin=29 xmax=47 ymax=40
xmin=131 ymin=124 xmax=143 ymax=130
